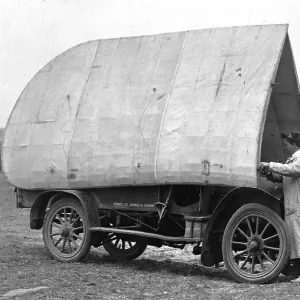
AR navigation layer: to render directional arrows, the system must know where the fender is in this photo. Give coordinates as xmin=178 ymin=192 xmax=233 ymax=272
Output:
xmin=30 ymin=190 xmax=100 ymax=230
xmin=201 ymin=186 xmax=284 ymax=267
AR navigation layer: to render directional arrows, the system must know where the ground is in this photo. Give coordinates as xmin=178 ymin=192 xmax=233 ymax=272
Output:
xmin=0 ymin=173 xmax=299 ymax=300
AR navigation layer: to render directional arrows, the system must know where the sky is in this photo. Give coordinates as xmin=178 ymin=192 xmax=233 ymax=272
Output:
xmin=1 ymin=0 xmax=300 ymax=128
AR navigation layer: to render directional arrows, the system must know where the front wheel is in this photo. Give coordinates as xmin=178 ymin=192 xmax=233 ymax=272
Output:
xmin=222 ymin=203 xmax=290 ymax=284
xmin=43 ymin=198 xmax=91 ymax=262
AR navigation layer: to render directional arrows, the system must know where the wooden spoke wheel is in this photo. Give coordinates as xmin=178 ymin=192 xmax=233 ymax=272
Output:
xmin=43 ymin=198 xmax=91 ymax=262
xmin=222 ymin=203 xmax=290 ymax=284
xmin=103 ymin=234 xmax=147 ymax=260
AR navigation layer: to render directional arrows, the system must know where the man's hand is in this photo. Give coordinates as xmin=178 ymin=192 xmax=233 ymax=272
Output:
xmin=259 ymin=162 xmax=270 ymax=174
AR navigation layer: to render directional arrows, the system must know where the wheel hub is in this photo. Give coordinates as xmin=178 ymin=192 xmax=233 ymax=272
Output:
xmin=247 ymin=236 xmax=262 ymax=255
xmin=60 ymin=223 xmax=73 ymax=238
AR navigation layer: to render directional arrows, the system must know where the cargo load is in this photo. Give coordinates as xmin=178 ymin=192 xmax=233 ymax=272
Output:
xmin=2 ymin=24 xmax=300 ymax=190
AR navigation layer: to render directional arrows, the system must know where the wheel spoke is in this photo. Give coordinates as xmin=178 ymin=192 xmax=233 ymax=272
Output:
xmin=233 ymin=250 xmax=247 ymax=259
xmin=255 ymin=216 xmax=259 ymax=235
xmin=73 ymin=226 xmax=83 ymax=231
xmin=122 ymin=240 xmax=125 ymax=250
xmin=71 ymin=216 xmax=80 ymax=226
xmin=232 ymin=241 xmax=247 ymax=247
xmin=258 ymin=254 xmax=265 ymax=271
xmin=69 ymin=209 xmax=74 ymax=222
xmin=63 ymin=208 xmax=67 ymax=221
xmin=56 ymin=214 xmax=63 ymax=224
xmin=61 ymin=238 xmax=66 ymax=253
xmin=68 ymin=239 xmax=72 ymax=253
xmin=52 ymin=222 xmax=61 ymax=229
xmin=260 ymin=222 xmax=270 ymax=238
xmin=246 ymin=218 xmax=253 ymax=236
xmin=263 ymin=234 xmax=279 ymax=242
xmin=264 ymin=245 xmax=280 ymax=252
xmin=128 ymin=241 xmax=133 ymax=248
xmin=262 ymin=250 xmax=274 ymax=263
xmin=237 ymin=227 xmax=250 ymax=240
xmin=240 ymin=255 xmax=250 ymax=269
xmin=114 ymin=238 xmax=120 ymax=246
xmin=54 ymin=237 xmax=63 ymax=247
xmin=73 ymin=233 xmax=83 ymax=240
xmin=70 ymin=237 xmax=79 ymax=250
xmin=251 ymin=256 xmax=256 ymax=273
xmin=50 ymin=233 xmax=60 ymax=237
xmin=107 ymin=236 xmax=118 ymax=243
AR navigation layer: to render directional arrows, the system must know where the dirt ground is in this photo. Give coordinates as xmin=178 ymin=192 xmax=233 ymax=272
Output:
xmin=0 ymin=173 xmax=299 ymax=300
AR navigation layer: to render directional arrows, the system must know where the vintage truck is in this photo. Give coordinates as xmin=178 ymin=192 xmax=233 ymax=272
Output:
xmin=2 ymin=24 xmax=300 ymax=284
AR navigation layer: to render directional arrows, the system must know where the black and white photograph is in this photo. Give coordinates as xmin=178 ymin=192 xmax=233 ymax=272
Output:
xmin=1 ymin=0 xmax=300 ymax=299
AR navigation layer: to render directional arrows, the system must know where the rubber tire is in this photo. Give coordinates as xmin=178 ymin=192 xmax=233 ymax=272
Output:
xmin=103 ymin=235 xmax=147 ymax=260
xmin=222 ymin=203 xmax=290 ymax=284
xmin=43 ymin=198 xmax=92 ymax=262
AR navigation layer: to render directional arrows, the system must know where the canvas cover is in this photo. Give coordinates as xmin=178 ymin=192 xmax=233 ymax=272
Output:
xmin=2 ymin=24 xmax=292 ymax=189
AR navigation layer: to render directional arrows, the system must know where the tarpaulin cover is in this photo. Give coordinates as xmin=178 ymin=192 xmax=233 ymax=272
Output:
xmin=2 ymin=24 xmax=291 ymax=189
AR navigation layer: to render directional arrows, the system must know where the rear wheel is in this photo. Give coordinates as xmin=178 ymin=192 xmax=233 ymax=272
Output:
xmin=103 ymin=234 xmax=147 ymax=260
xmin=43 ymin=198 xmax=91 ymax=262
xmin=222 ymin=203 xmax=290 ymax=284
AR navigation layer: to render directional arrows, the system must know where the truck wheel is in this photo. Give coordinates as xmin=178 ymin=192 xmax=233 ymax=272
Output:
xmin=43 ymin=198 xmax=91 ymax=262
xmin=222 ymin=203 xmax=290 ymax=284
xmin=103 ymin=234 xmax=147 ymax=260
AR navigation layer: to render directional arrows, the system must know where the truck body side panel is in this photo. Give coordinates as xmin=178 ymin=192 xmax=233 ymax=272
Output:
xmin=3 ymin=25 xmax=297 ymax=190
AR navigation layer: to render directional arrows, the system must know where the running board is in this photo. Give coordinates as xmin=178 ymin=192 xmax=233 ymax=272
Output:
xmin=89 ymin=226 xmax=201 ymax=243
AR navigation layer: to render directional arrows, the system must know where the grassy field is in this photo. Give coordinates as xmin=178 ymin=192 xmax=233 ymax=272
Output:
xmin=0 ymin=173 xmax=299 ymax=300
